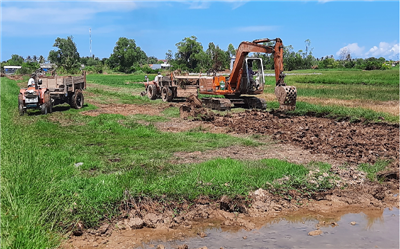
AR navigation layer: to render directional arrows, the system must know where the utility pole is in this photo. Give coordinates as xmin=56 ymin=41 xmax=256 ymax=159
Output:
xmin=89 ymin=28 xmax=92 ymax=58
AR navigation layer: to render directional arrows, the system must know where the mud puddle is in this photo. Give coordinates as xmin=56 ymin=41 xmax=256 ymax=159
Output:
xmin=139 ymin=208 xmax=399 ymax=249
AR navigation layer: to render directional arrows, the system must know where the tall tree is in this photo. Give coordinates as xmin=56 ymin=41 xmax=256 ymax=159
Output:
xmin=107 ymin=37 xmax=147 ymax=73
xmin=48 ymin=36 xmax=80 ymax=72
xmin=165 ymin=50 xmax=173 ymax=62
xmin=227 ymin=43 xmax=236 ymax=57
xmin=7 ymin=54 xmax=24 ymax=65
xmin=147 ymin=56 xmax=158 ymax=64
xmin=175 ymin=36 xmax=203 ymax=70
xmin=38 ymin=55 xmax=45 ymax=63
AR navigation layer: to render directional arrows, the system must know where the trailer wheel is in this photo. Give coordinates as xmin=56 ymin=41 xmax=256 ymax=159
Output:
xmin=161 ymin=87 xmax=173 ymax=102
xmin=18 ymin=94 xmax=25 ymax=116
xmin=147 ymin=84 xmax=157 ymax=100
xmin=70 ymin=90 xmax=84 ymax=109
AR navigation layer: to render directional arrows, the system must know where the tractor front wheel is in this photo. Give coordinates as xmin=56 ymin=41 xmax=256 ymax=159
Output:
xmin=40 ymin=104 xmax=48 ymax=114
xmin=44 ymin=92 xmax=52 ymax=113
xmin=18 ymin=95 xmax=25 ymax=116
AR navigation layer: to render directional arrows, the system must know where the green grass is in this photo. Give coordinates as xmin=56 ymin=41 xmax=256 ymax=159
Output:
xmin=358 ymin=160 xmax=391 ymax=182
xmin=264 ymin=73 xmax=399 ymax=102
xmin=265 ymin=68 xmax=399 ymax=85
xmin=86 ymin=74 xmax=156 ymax=88
xmin=267 ymin=101 xmax=399 ymax=123
xmin=86 ymin=87 xmax=161 ymax=105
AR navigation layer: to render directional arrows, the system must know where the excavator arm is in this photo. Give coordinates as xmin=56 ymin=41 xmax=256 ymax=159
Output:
xmin=229 ymin=38 xmax=285 ymax=89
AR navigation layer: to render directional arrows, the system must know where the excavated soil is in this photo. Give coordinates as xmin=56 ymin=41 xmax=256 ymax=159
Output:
xmin=171 ymin=144 xmax=347 ymax=167
xmin=208 ymin=110 xmax=399 ymax=165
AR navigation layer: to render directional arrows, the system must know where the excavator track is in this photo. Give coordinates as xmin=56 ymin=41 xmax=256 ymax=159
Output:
xmin=201 ymin=98 xmax=232 ymax=111
xmin=230 ymin=97 xmax=266 ymax=110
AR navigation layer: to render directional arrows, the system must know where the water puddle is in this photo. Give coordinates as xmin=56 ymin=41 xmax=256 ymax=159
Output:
xmin=138 ymin=208 xmax=399 ymax=249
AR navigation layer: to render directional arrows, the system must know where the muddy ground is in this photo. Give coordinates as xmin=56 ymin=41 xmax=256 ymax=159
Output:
xmin=65 ymin=96 xmax=400 ymax=248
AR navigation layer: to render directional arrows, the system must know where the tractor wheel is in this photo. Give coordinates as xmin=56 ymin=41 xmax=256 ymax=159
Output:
xmin=40 ymin=104 xmax=48 ymax=114
xmin=44 ymin=92 xmax=52 ymax=113
xmin=161 ymin=87 xmax=173 ymax=102
xmin=48 ymin=102 xmax=53 ymax=113
xmin=147 ymin=84 xmax=157 ymax=100
xmin=70 ymin=90 xmax=84 ymax=109
xmin=18 ymin=94 xmax=25 ymax=116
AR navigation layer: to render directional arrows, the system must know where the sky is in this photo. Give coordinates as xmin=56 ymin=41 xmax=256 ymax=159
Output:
xmin=1 ymin=0 xmax=399 ymax=62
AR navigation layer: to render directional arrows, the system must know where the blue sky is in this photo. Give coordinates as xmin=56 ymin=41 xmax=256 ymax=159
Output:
xmin=1 ymin=0 xmax=399 ymax=62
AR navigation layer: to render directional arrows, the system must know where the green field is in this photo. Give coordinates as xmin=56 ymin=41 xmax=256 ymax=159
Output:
xmin=86 ymin=74 xmax=156 ymax=88
xmin=1 ymin=69 xmax=398 ymax=248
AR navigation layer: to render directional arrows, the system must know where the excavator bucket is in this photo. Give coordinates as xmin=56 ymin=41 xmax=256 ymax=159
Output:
xmin=275 ymin=86 xmax=297 ymax=111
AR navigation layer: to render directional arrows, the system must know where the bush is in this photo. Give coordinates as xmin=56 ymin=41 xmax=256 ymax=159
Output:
xmin=381 ymin=63 xmax=391 ymax=70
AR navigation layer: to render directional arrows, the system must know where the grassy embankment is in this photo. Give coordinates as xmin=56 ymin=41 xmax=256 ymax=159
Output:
xmin=263 ymin=69 xmax=399 ymax=123
xmin=1 ymin=77 xmax=336 ymax=248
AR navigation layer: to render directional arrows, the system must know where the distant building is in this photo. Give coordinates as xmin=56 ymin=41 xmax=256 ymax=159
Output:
xmin=149 ymin=64 xmax=162 ymax=70
xmin=40 ymin=63 xmax=55 ymax=72
xmin=4 ymin=66 xmax=22 ymax=75
xmin=149 ymin=63 xmax=171 ymax=70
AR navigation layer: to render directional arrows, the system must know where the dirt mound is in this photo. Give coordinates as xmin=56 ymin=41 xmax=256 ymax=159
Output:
xmin=210 ymin=110 xmax=399 ymax=165
xmin=5 ymin=74 xmax=23 ymax=81
xmin=179 ymin=95 xmax=215 ymax=121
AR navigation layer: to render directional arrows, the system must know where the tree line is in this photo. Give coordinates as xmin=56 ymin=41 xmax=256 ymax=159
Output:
xmin=1 ymin=35 xmax=396 ymax=75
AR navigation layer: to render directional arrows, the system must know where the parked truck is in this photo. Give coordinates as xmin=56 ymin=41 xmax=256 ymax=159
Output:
xmin=18 ymin=72 xmax=86 ymax=115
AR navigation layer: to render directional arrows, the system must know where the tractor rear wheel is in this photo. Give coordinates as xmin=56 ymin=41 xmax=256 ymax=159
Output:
xmin=147 ymin=84 xmax=157 ymax=100
xmin=18 ymin=94 xmax=25 ymax=116
xmin=161 ymin=87 xmax=173 ymax=102
xmin=70 ymin=90 xmax=84 ymax=109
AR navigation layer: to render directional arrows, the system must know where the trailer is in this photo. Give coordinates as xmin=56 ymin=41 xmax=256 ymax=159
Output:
xmin=143 ymin=71 xmax=200 ymax=102
xmin=18 ymin=72 xmax=86 ymax=115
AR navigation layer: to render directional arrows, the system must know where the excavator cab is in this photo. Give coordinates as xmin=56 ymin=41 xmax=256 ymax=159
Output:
xmin=243 ymin=58 xmax=265 ymax=94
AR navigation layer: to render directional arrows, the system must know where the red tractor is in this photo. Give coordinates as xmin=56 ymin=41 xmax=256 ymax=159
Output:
xmin=18 ymin=74 xmax=52 ymax=115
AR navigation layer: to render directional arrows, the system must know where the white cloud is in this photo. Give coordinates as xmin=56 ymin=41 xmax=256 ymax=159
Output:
xmin=187 ymin=1 xmax=211 ymax=9
xmin=365 ymin=42 xmax=399 ymax=59
xmin=183 ymin=0 xmax=248 ymax=10
xmin=337 ymin=42 xmax=399 ymax=59
xmin=223 ymin=0 xmax=249 ymax=9
xmin=1 ymin=2 xmax=139 ymax=24
xmin=336 ymin=43 xmax=365 ymax=57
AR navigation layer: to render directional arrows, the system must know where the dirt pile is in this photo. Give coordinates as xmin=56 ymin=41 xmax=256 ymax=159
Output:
xmin=210 ymin=110 xmax=399 ymax=165
xmin=179 ymin=95 xmax=215 ymax=121
xmin=5 ymin=74 xmax=23 ymax=81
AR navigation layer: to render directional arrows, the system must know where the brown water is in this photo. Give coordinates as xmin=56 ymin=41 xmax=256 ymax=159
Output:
xmin=139 ymin=208 xmax=399 ymax=249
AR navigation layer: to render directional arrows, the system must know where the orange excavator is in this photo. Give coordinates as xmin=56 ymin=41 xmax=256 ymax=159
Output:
xmin=199 ymin=38 xmax=297 ymax=110
xmin=143 ymin=38 xmax=296 ymax=111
